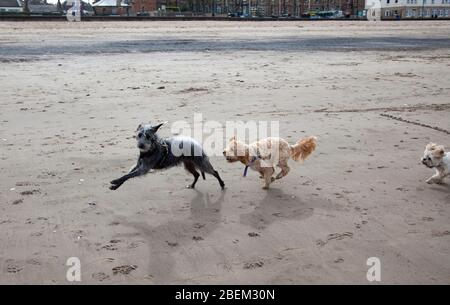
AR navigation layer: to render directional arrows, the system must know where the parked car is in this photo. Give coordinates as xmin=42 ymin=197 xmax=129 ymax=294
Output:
xmin=228 ymin=12 xmax=243 ymax=18
xmin=82 ymin=9 xmax=94 ymax=16
xmin=137 ymin=11 xmax=150 ymax=16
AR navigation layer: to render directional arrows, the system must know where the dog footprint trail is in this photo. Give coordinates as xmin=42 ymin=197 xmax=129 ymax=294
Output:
xmin=8 ymin=181 xmax=43 ymax=207
xmin=11 ymin=199 xmax=23 ymax=205
xmin=99 ymin=239 xmax=123 ymax=252
xmin=26 ymin=258 xmax=41 ymax=266
xmin=6 ymin=264 xmax=23 ymax=274
xmin=316 ymin=232 xmax=354 ymax=247
xmin=112 ymin=265 xmax=137 ymax=276
xmin=243 ymin=260 xmax=264 ymax=270
xmin=2 ymin=258 xmax=27 ymax=275
xmin=92 ymin=272 xmax=110 ymax=282
xmin=431 ymin=230 xmax=450 ymax=238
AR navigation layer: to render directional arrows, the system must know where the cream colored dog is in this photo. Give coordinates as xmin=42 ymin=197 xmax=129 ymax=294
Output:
xmin=421 ymin=143 xmax=450 ymax=184
xmin=223 ymin=136 xmax=317 ymax=189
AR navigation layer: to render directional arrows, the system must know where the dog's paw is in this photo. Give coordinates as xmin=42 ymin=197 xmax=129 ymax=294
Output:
xmin=186 ymin=184 xmax=195 ymax=189
xmin=426 ymin=179 xmax=434 ymax=184
xmin=109 ymin=184 xmax=121 ymax=191
xmin=110 ymin=179 xmax=121 ymax=185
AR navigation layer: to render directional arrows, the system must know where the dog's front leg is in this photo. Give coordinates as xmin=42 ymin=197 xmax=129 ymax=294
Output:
xmin=110 ymin=170 xmax=140 ymax=190
xmin=110 ymin=161 xmax=149 ymax=190
xmin=427 ymin=169 xmax=445 ymax=184
xmin=262 ymin=167 xmax=275 ymax=190
xmin=426 ymin=170 xmax=444 ymax=184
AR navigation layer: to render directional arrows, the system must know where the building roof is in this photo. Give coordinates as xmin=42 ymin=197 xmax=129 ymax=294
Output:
xmin=0 ymin=0 xmax=21 ymax=7
xmin=92 ymin=0 xmax=130 ymax=7
xmin=62 ymin=1 xmax=93 ymax=11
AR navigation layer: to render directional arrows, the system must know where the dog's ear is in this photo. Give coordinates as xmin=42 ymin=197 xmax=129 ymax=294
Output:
xmin=150 ymin=122 xmax=167 ymax=133
xmin=229 ymin=136 xmax=236 ymax=142
xmin=426 ymin=142 xmax=436 ymax=151
xmin=136 ymin=123 xmax=143 ymax=131
xmin=435 ymin=145 xmax=445 ymax=157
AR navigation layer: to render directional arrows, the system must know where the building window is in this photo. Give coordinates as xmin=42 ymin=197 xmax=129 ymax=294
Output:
xmin=387 ymin=0 xmax=390 ymax=3
xmin=385 ymin=10 xmax=390 ymax=16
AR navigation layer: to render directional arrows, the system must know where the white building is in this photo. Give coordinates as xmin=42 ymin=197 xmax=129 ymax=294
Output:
xmin=367 ymin=0 xmax=382 ymax=20
xmin=366 ymin=0 xmax=450 ymax=18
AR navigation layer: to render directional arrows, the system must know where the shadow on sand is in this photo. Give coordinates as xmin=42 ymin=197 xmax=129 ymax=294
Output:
xmin=239 ymin=188 xmax=314 ymax=230
xmin=115 ymin=189 xmax=225 ymax=283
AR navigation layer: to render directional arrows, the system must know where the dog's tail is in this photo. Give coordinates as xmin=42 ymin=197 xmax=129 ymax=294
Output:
xmin=201 ymin=171 xmax=206 ymax=180
xmin=290 ymin=136 xmax=317 ymax=162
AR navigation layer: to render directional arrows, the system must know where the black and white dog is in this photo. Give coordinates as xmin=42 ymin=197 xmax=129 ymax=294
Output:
xmin=109 ymin=123 xmax=225 ymax=190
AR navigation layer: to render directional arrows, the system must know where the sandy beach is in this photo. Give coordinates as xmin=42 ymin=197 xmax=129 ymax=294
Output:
xmin=0 ymin=21 xmax=449 ymax=284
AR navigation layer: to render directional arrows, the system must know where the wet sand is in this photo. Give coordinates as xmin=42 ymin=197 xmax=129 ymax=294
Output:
xmin=0 ymin=21 xmax=449 ymax=284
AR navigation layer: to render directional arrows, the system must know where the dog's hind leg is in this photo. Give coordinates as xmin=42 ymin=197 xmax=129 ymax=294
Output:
xmin=184 ymin=161 xmax=200 ymax=189
xmin=276 ymin=161 xmax=290 ymax=180
xmin=199 ymin=158 xmax=225 ymax=189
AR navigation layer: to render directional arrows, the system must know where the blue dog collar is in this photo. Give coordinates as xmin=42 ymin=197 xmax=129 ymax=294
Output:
xmin=243 ymin=155 xmax=260 ymax=177
xmin=243 ymin=166 xmax=249 ymax=177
